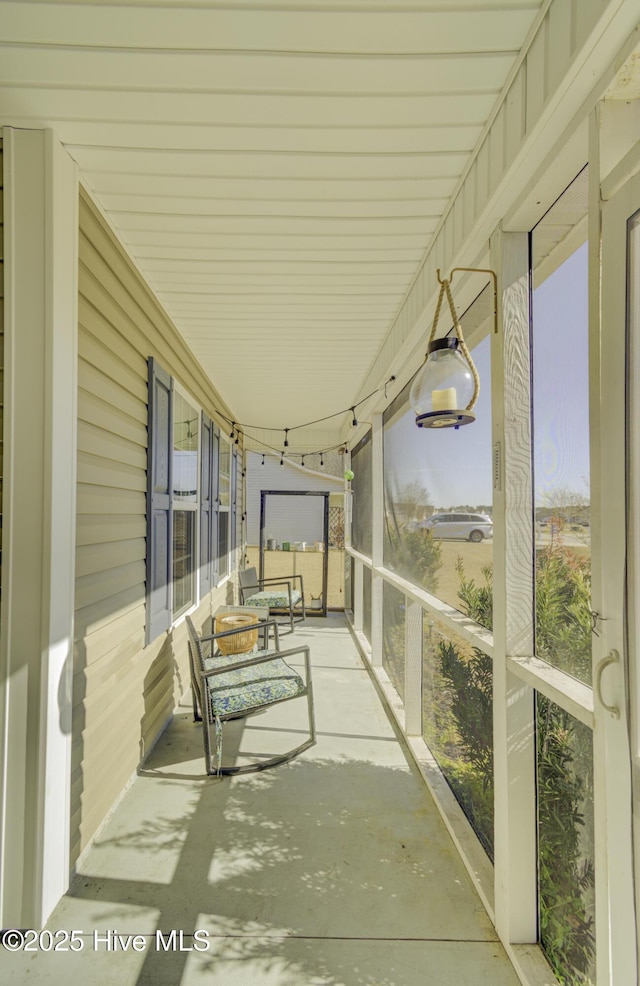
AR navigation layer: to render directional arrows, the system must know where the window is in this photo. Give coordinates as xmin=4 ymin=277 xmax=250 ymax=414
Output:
xmin=146 ymin=358 xmax=232 ymax=642
xmin=199 ymin=412 xmax=219 ymax=598
xmin=172 ymin=389 xmax=199 ymax=617
xmin=218 ymin=436 xmax=231 ymax=580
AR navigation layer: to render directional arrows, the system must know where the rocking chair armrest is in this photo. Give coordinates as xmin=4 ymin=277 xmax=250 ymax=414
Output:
xmin=271 ymin=644 xmax=312 ymax=681
xmin=260 ymin=574 xmax=303 ymax=588
xmin=255 ymin=578 xmax=294 ymax=590
xmin=260 ymin=574 xmax=305 ymax=601
xmin=250 ymin=579 xmax=294 ymax=606
xmin=201 ymin=649 xmax=288 ymax=677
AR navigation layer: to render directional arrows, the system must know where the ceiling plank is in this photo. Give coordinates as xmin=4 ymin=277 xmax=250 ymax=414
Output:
xmin=1 ymin=5 xmax=538 ymax=55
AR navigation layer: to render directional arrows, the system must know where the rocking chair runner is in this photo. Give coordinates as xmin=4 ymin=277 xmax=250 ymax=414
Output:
xmin=185 ymin=614 xmax=315 ymax=775
xmin=238 ymin=566 xmax=305 ymax=633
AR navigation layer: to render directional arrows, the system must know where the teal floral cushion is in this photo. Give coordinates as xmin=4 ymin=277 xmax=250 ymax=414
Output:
xmin=204 ymin=650 xmax=305 ymax=716
xmin=245 ymin=589 xmax=302 ymax=609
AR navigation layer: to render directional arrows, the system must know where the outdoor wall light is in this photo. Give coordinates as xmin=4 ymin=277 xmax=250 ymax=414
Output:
xmin=410 ymin=267 xmax=496 ymax=429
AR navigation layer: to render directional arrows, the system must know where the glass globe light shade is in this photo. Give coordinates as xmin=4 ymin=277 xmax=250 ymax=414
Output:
xmin=409 ymin=339 xmax=475 ymax=427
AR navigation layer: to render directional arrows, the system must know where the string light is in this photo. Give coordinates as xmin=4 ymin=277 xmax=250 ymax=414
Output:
xmin=206 ymin=371 xmax=395 ymax=464
xmin=217 ymin=374 xmax=395 ymax=439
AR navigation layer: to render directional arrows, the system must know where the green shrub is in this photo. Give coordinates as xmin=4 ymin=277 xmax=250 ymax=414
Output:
xmin=535 ymin=541 xmax=591 ymax=682
xmin=385 ymin=524 xmax=442 ymax=593
xmin=439 ymin=549 xmax=595 ymax=985
xmin=537 ymin=695 xmax=595 ymax=984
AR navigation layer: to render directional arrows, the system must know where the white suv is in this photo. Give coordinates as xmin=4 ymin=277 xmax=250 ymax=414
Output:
xmin=421 ymin=512 xmax=493 ymax=542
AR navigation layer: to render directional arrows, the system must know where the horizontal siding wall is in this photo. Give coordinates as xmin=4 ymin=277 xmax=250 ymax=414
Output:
xmin=73 ymin=187 xmax=237 ymax=867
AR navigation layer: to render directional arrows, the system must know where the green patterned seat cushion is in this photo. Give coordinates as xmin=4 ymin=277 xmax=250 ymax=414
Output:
xmin=244 ymin=589 xmax=302 ymax=609
xmin=204 ymin=650 xmax=305 ymax=716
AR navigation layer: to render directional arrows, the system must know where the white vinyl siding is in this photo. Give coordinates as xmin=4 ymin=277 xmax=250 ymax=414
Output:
xmin=72 ymin=188 xmax=238 ymax=866
xmin=0 ymin=140 xmax=3 ymax=604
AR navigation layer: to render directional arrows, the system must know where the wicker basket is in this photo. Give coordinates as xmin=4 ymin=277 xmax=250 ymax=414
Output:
xmin=214 ymin=613 xmax=259 ymax=655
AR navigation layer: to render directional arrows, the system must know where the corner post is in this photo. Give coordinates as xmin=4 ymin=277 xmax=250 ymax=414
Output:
xmin=490 ymin=226 xmax=537 ymax=944
xmin=0 ymin=128 xmax=78 ymax=927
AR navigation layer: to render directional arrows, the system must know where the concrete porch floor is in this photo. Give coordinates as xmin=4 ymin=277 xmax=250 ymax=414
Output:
xmin=6 ymin=614 xmax=520 ymax=985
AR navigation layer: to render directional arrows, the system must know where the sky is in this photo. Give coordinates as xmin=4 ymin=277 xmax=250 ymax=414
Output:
xmin=532 ymin=241 xmax=590 ymax=505
xmin=384 ymin=335 xmax=493 ymax=509
xmin=383 ymin=240 xmax=590 ymax=511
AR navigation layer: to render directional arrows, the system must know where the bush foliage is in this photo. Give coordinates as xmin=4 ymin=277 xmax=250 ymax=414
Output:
xmin=434 ymin=542 xmax=595 ymax=985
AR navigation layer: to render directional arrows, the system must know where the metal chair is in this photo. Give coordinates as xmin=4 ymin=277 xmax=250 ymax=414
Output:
xmin=185 ymin=614 xmax=315 ymax=776
xmin=238 ymin=566 xmax=306 ymax=633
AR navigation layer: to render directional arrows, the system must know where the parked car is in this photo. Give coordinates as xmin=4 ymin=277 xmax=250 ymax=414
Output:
xmin=421 ymin=512 xmax=493 ymax=542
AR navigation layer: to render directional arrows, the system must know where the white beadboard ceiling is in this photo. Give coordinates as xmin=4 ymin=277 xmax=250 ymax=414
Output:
xmin=0 ymin=0 xmax=543 ymax=453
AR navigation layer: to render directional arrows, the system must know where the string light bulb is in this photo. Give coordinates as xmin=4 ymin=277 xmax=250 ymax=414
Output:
xmin=351 ymin=407 xmax=358 ymax=427
xmin=284 ymin=428 xmax=289 ymax=448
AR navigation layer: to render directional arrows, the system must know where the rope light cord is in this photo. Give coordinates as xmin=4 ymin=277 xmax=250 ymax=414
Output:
xmin=223 ymin=381 xmax=391 ymax=435
xmin=428 ymin=277 xmax=480 ymax=411
xmin=210 ymin=374 xmax=396 ymax=458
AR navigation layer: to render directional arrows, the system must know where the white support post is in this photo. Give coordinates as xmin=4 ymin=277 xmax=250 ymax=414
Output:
xmin=404 ymin=600 xmax=423 ymax=736
xmin=588 ymin=105 xmax=612 ymax=986
xmin=353 ymin=560 xmax=364 ymax=633
xmin=592 ymin=104 xmax=638 ymax=986
xmin=490 ymin=227 xmax=537 ymax=944
xmin=344 ymin=447 xmax=352 ymax=550
xmin=0 ymin=129 xmax=78 ymax=927
xmin=370 ymin=413 xmax=384 ymax=667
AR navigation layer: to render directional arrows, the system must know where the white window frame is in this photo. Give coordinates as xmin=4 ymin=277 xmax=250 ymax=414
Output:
xmin=216 ymin=433 xmax=232 ymax=585
xmin=171 ymin=382 xmax=201 ymax=621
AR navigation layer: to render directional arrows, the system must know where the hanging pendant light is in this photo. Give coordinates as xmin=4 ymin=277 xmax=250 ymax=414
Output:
xmin=410 ymin=270 xmax=479 ymax=429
